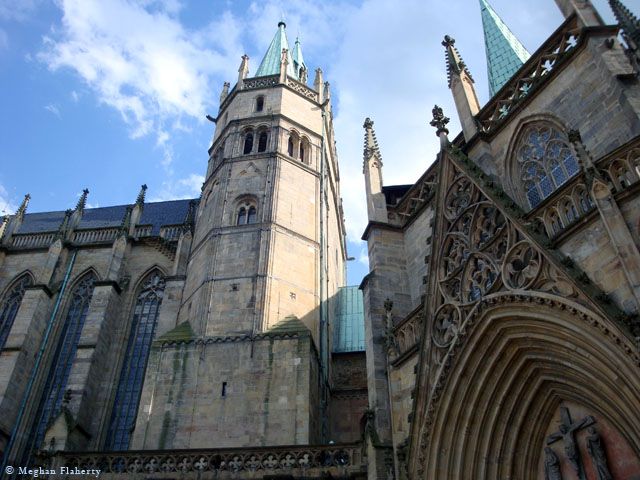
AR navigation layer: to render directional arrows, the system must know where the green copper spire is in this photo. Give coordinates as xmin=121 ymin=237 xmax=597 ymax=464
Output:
xmin=255 ymin=21 xmax=298 ymax=79
xmin=292 ymin=37 xmax=307 ymax=79
xmin=479 ymin=0 xmax=531 ymax=97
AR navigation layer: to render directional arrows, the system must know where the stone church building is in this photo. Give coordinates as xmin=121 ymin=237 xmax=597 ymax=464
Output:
xmin=0 ymin=0 xmax=639 ymax=478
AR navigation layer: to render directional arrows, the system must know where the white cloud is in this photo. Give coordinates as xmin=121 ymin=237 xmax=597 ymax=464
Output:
xmin=0 ymin=0 xmax=42 ymax=21
xmin=70 ymin=90 xmax=79 ymax=102
xmin=149 ymin=173 xmax=204 ymax=202
xmin=38 ymin=0 xmax=242 ymax=142
xmin=44 ymin=103 xmax=61 ymax=117
xmin=0 ymin=184 xmax=16 ymax=216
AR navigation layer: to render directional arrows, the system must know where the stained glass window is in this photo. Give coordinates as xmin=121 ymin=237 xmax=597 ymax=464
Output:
xmin=0 ymin=274 xmax=32 ymax=350
xmin=105 ymin=271 xmax=165 ymax=450
xmin=28 ymin=273 xmax=95 ymax=453
xmin=517 ymin=124 xmax=579 ymax=208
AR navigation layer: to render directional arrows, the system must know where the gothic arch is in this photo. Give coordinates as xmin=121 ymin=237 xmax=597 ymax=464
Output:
xmin=0 ymin=271 xmax=35 ymax=349
xmin=504 ymin=114 xmax=578 ymax=210
xmin=0 ymin=270 xmax=34 ymax=298
xmin=416 ymin=292 xmax=640 ymax=479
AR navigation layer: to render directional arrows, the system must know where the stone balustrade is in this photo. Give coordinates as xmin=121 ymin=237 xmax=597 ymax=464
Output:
xmin=45 ymin=443 xmax=366 ymax=479
xmin=11 ymin=232 xmax=56 ymax=249
xmin=73 ymin=228 xmax=120 ymax=244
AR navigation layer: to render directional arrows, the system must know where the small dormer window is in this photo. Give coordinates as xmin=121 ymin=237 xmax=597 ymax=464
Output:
xmin=256 ymin=96 xmax=264 ymax=112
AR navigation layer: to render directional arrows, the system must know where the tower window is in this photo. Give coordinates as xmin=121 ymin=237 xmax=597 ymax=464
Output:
xmin=258 ymin=131 xmax=268 ymax=152
xmin=237 ymin=207 xmax=247 ymax=225
xmin=236 ymin=201 xmax=257 ymax=225
xmin=247 ymin=206 xmax=257 ymax=224
xmin=243 ymin=132 xmax=254 ymax=154
xmin=256 ymin=96 xmax=264 ymax=112
xmin=288 ymin=137 xmax=294 ymax=157
xmin=222 ymin=382 xmax=227 ymax=397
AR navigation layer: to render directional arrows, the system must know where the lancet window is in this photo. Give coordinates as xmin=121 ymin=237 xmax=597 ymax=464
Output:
xmin=243 ymin=131 xmax=254 ymax=154
xmin=258 ymin=131 xmax=268 ymax=153
xmin=516 ymin=123 xmax=580 ymax=208
xmin=29 ymin=272 xmax=96 ymax=453
xmin=105 ymin=271 xmax=165 ymax=450
xmin=0 ymin=273 xmax=32 ymax=350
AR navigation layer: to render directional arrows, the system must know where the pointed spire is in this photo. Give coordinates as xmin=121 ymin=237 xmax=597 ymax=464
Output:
xmin=479 ymin=0 xmax=531 ymax=97
xmin=237 ymin=55 xmax=249 ymax=88
xmin=292 ymin=37 xmax=307 ymax=80
xmin=255 ymin=22 xmax=298 ymax=80
xmin=363 ymin=118 xmax=382 ymax=166
xmin=442 ymin=35 xmax=480 ymax=141
xmin=15 ymin=194 xmax=30 ymax=219
xmin=219 ymin=81 xmax=230 ymax=104
xmin=610 ymin=0 xmax=640 ymax=48
xmin=136 ymin=184 xmax=147 ymax=206
xmin=442 ymin=35 xmax=474 ymax=88
xmin=76 ymin=188 xmax=89 ymax=212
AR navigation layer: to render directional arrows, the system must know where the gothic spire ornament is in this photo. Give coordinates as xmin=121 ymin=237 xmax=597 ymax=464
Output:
xmin=136 ymin=184 xmax=147 ymax=206
xmin=15 ymin=193 xmax=30 ymax=219
xmin=442 ymin=35 xmax=474 ymax=88
xmin=430 ymin=105 xmax=450 ymax=137
xmin=609 ymin=0 xmax=640 ymax=48
xmin=75 ymin=188 xmax=89 ymax=212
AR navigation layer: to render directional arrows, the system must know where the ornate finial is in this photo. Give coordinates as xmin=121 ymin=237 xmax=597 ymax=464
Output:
xmin=609 ymin=0 xmax=640 ymax=48
xmin=442 ymin=34 xmax=474 ymax=88
xmin=362 ymin=117 xmax=382 ymax=164
xmin=76 ymin=188 xmax=89 ymax=212
xmin=430 ymin=105 xmax=450 ymax=137
xmin=136 ymin=184 xmax=147 ymax=206
xmin=278 ymin=20 xmax=286 ymax=28
xmin=16 ymin=193 xmax=31 ymax=218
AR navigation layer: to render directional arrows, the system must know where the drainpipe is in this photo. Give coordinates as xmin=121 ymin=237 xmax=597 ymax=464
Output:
xmin=1 ymin=250 xmax=77 ymax=476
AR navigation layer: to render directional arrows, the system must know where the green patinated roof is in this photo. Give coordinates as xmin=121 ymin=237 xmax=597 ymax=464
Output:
xmin=292 ymin=37 xmax=306 ymax=78
xmin=156 ymin=321 xmax=195 ymax=343
xmin=480 ymin=0 xmax=531 ymax=97
xmin=268 ymin=315 xmax=310 ymax=334
xmin=333 ymin=286 xmax=365 ymax=353
xmin=254 ymin=22 xmax=298 ymax=79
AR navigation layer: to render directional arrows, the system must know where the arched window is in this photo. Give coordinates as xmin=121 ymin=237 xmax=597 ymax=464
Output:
xmin=105 ymin=271 xmax=165 ymax=450
xmin=575 ymin=186 xmax=593 ymax=213
xmin=247 ymin=206 xmax=257 ymax=224
xmin=548 ymin=210 xmax=564 ymax=235
xmin=236 ymin=200 xmax=257 ymax=225
xmin=256 ymin=96 xmax=264 ymax=112
xmin=243 ymin=132 xmax=254 ymax=154
xmin=29 ymin=273 xmax=96 ymax=453
xmin=258 ymin=131 xmax=268 ymax=153
xmin=237 ymin=207 xmax=247 ymax=225
xmin=562 ymin=199 xmax=578 ymax=224
xmin=299 ymin=137 xmax=310 ymax=164
xmin=516 ymin=123 xmax=580 ymax=208
xmin=288 ymin=137 xmax=294 ymax=157
xmin=0 ymin=273 xmax=32 ymax=350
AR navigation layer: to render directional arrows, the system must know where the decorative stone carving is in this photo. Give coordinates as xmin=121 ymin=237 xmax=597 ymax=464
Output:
xmin=503 ymin=240 xmax=541 ymax=289
xmin=544 ymin=447 xmax=563 ymax=480
xmin=586 ymin=427 xmax=613 ymax=480
xmin=546 ymin=407 xmax=595 ymax=479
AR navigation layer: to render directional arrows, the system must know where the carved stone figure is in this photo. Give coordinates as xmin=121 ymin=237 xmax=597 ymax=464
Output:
xmin=586 ymin=427 xmax=613 ymax=480
xmin=547 ymin=407 xmax=594 ymax=480
xmin=544 ymin=447 xmax=563 ymax=480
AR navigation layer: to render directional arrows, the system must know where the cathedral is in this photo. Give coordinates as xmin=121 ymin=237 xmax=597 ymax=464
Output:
xmin=0 ymin=0 xmax=639 ymax=478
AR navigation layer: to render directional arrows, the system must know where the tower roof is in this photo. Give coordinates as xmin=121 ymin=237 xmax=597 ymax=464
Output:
xmin=254 ymin=21 xmax=299 ymax=80
xmin=292 ymin=37 xmax=307 ymax=77
xmin=609 ymin=0 xmax=640 ymax=47
xmin=479 ymin=0 xmax=531 ymax=97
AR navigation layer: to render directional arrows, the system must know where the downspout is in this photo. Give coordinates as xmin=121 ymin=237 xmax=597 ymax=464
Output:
xmin=1 ymin=249 xmax=77 ymax=475
xmin=319 ymin=101 xmax=328 ymax=441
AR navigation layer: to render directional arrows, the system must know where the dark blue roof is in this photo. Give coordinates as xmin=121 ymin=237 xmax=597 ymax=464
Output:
xmin=139 ymin=199 xmax=194 ymax=235
xmin=18 ymin=211 xmax=67 ymax=234
xmin=16 ymin=199 xmax=196 ymax=234
xmin=78 ymin=205 xmax=129 ymax=229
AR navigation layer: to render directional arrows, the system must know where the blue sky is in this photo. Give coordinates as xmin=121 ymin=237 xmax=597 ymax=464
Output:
xmin=0 ymin=0 xmax=637 ymax=285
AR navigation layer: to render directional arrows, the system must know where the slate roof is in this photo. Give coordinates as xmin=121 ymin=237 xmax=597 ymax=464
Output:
xmin=16 ymin=199 xmax=196 ymax=235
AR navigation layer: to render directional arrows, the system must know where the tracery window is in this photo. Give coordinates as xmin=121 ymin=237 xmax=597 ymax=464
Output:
xmin=105 ymin=271 xmax=165 ymax=450
xmin=29 ymin=272 xmax=96 ymax=453
xmin=517 ymin=124 xmax=579 ymax=208
xmin=0 ymin=274 xmax=32 ymax=350
xmin=243 ymin=132 xmax=254 ymax=154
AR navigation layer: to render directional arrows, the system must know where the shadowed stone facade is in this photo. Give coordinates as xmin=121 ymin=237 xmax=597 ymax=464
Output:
xmin=1 ymin=1 xmax=640 ymax=479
